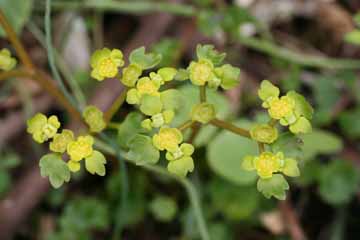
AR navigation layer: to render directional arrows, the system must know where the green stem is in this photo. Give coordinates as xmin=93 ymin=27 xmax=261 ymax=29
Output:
xmin=27 ymin=21 xmax=86 ymax=108
xmin=50 ymin=0 xmax=195 ymax=16
xmin=178 ymin=120 xmax=194 ymax=131
xmin=94 ymin=139 xmax=210 ymax=240
xmin=45 ymin=0 xmax=79 ymax=109
xmin=104 ymin=87 xmax=128 ymax=123
xmin=236 ymin=34 xmax=360 ymax=69
xmin=258 ymin=142 xmax=265 ymax=153
xmin=210 ymin=118 xmax=251 ymax=138
xmin=199 ymin=86 xmax=206 ymax=102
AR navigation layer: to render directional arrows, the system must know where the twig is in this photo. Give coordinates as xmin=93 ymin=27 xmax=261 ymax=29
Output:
xmin=279 ymin=199 xmax=308 ymax=240
xmin=210 ymin=118 xmax=251 ymax=138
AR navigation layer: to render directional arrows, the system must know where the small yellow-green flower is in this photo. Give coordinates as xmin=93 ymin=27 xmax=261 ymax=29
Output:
xmin=49 ymin=129 xmax=74 ymax=153
xmin=126 ymin=77 xmax=160 ymax=105
xmin=82 ymin=105 xmax=106 ymax=133
xmin=27 ymin=113 xmax=60 ymax=143
xmin=120 ymin=63 xmax=142 ymax=87
xmin=67 ymin=135 xmax=94 ymax=162
xmin=250 ymin=124 xmax=278 ymax=144
xmin=242 ymin=151 xmax=300 ymax=179
xmin=153 ymin=127 xmax=183 ymax=152
xmin=166 ymin=143 xmax=194 ymax=161
xmin=90 ymin=48 xmax=124 ymax=81
xmin=258 ymin=80 xmax=280 ymax=108
xmin=191 ymin=103 xmax=216 ymax=124
xmin=0 ymin=48 xmax=17 ymax=71
xmin=142 ymin=110 xmax=175 ymax=130
xmin=188 ymin=59 xmax=214 ymax=86
xmin=268 ymin=96 xmax=296 ymax=124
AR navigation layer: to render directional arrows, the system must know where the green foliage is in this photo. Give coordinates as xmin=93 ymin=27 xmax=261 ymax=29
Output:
xmin=338 ymin=107 xmax=360 ymax=139
xmin=300 ymin=129 xmax=343 ymax=160
xmin=271 ymin=133 xmax=303 ymax=160
xmin=150 ymin=195 xmax=178 ymax=222
xmin=126 ymin=134 xmax=160 ymax=165
xmin=196 ymin=44 xmax=226 ymax=66
xmin=319 ymin=160 xmax=360 ymax=205
xmin=151 ymin=38 xmax=181 ymax=67
xmin=257 ymin=174 xmax=289 ymax=200
xmin=116 ymin=112 xmax=145 ymax=148
xmin=207 ymin=120 xmax=257 ymax=185
xmin=0 ymin=0 xmax=33 ymax=37
xmin=85 ymin=150 xmax=106 ymax=176
xmin=129 ymin=46 xmax=162 ymax=70
xmin=208 ymin=178 xmax=260 ymax=220
xmin=49 ymin=197 xmax=109 ymax=240
xmin=39 ymin=153 xmax=70 ymax=188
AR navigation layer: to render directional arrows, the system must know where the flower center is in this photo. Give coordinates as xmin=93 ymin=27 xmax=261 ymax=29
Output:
xmin=98 ymin=58 xmax=117 ymax=77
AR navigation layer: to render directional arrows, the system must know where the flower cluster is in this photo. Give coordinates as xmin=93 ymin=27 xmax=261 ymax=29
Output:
xmin=27 ymin=105 xmax=107 ymax=188
xmin=0 ymin=48 xmax=17 ymax=71
xmin=187 ymin=45 xmax=240 ymax=90
xmin=90 ymin=48 xmax=124 ymax=81
xmin=258 ymin=80 xmax=313 ymax=134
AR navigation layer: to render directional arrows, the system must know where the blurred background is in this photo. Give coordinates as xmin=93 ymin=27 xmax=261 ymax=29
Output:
xmin=0 ymin=0 xmax=360 ymax=239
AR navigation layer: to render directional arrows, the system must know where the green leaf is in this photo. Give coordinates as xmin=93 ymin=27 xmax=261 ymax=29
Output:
xmin=174 ymin=68 xmax=189 ymax=81
xmin=129 ymin=47 xmax=162 ymax=70
xmin=296 ymin=160 xmax=322 ymax=186
xmin=258 ymin=80 xmax=279 ymax=102
xmin=208 ymin=178 xmax=260 ymax=220
xmin=39 ymin=154 xmax=70 ymax=188
xmin=140 ymin=94 xmax=163 ymax=116
xmin=319 ymin=160 xmax=360 ymax=205
xmin=257 ymin=174 xmax=289 ymax=200
xmin=289 ymin=117 xmax=312 ymax=134
xmin=207 ymin=120 xmax=257 ymax=185
xmin=300 ymin=129 xmax=343 ymax=160
xmin=216 ymin=64 xmax=240 ymax=90
xmin=151 ymin=38 xmax=180 ymax=67
xmin=126 ymin=134 xmax=160 ymax=165
xmin=338 ymin=107 xmax=360 ymax=139
xmin=344 ymin=30 xmax=360 ymax=45
xmin=59 ymin=197 xmax=109 ymax=235
xmin=149 ymin=195 xmax=178 ymax=222
xmin=196 ymin=44 xmax=226 ymax=66
xmin=271 ymin=133 xmax=303 ymax=160
xmin=85 ymin=150 xmax=106 ymax=176
xmin=160 ymin=89 xmax=183 ymax=111
xmin=117 ymin=112 xmax=145 ymax=148
xmin=0 ymin=151 xmax=20 ymax=169
xmin=287 ymin=91 xmax=314 ymax=120
xmin=0 ymin=170 xmax=10 ymax=196
xmin=0 ymin=0 xmax=33 ymax=37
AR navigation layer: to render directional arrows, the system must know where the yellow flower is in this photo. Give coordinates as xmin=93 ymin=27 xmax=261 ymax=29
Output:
xmin=188 ymin=59 xmax=214 ymax=86
xmin=250 ymin=124 xmax=278 ymax=144
xmin=136 ymin=77 xmax=160 ymax=97
xmin=67 ymin=160 xmax=81 ymax=172
xmin=254 ymin=152 xmax=282 ymax=179
xmin=268 ymin=96 xmax=295 ymax=121
xmin=121 ymin=63 xmax=142 ymax=87
xmin=67 ymin=135 xmax=94 ymax=162
xmin=82 ymin=105 xmax=106 ymax=133
xmin=0 ymin=48 xmax=17 ymax=71
xmin=27 ymin=113 xmax=60 ymax=143
xmin=50 ymin=129 xmax=74 ymax=153
xmin=153 ymin=127 xmax=183 ymax=152
xmin=90 ymin=48 xmax=124 ymax=81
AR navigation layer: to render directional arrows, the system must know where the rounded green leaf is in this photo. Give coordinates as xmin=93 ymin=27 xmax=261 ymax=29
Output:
xmin=39 ymin=153 xmax=70 ymax=188
xmin=257 ymin=174 xmax=289 ymax=200
xmin=196 ymin=44 xmax=226 ymax=66
xmin=129 ymin=47 xmax=162 ymax=70
xmin=150 ymin=195 xmax=178 ymax=222
xmin=126 ymin=134 xmax=160 ymax=165
xmin=117 ymin=112 xmax=145 ymax=148
xmin=160 ymin=89 xmax=183 ymax=111
xmin=140 ymin=95 xmax=163 ymax=116
xmin=85 ymin=150 xmax=106 ymax=176
xmin=207 ymin=120 xmax=257 ymax=185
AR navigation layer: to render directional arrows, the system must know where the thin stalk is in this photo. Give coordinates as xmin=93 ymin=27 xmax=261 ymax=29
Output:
xmin=50 ymin=0 xmax=195 ymax=17
xmin=199 ymin=86 xmax=206 ymax=102
xmin=104 ymin=87 xmax=128 ymax=123
xmin=94 ymin=139 xmax=210 ymax=240
xmin=268 ymin=118 xmax=277 ymax=127
xmin=0 ymin=10 xmax=35 ymax=72
xmin=258 ymin=142 xmax=265 ymax=153
xmin=0 ymin=69 xmax=30 ymax=81
xmin=210 ymin=118 xmax=250 ymax=138
xmin=27 ymin=22 xmax=86 ymax=108
xmin=178 ymin=120 xmax=194 ymax=131
xmin=236 ymin=34 xmax=360 ymax=69
xmin=45 ymin=0 xmax=78 ymax=109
